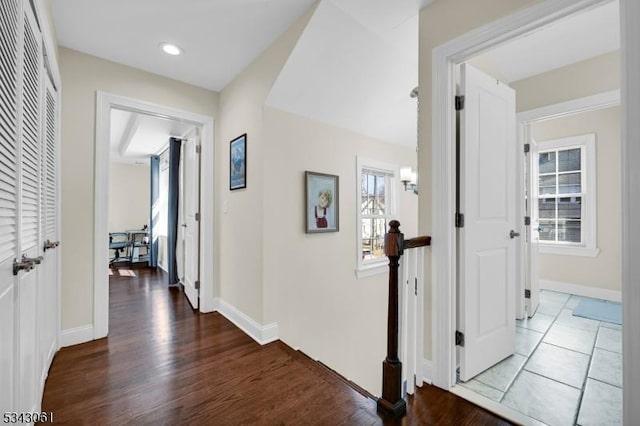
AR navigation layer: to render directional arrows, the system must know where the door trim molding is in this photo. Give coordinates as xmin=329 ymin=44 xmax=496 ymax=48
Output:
xmin=94 ymin=92 xmax=216 ymax=340
xmin=431 ymin=0 xmax=628 ymax=395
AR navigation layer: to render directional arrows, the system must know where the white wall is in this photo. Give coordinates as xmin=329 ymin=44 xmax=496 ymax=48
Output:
xmin=59 ymin=47 xmax=219 ymax=330
xmin=108 ymin=162 xmax=150 ymax=233
xmin=532 ymin=106 xmax=621 ymax=292
xmin=263 ymin=107 xmax=418 ymax=395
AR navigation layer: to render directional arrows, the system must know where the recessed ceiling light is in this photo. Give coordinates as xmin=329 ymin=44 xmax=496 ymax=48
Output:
xmin=159 ymin=42 xmax=182 ymax=56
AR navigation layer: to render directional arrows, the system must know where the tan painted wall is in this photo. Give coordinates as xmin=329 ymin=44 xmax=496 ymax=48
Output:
xmin=418 ymin=0 xmax=544 ymax=360
xmin=218 ymin=2 xmax=318 ymax=324
xmin=262 ymin=107 xmax=418 ymax=395
xmin=512 ymin=51 xmax=620 ymax=112
xmin=59 ymin=47 xmax=219 ymax=329
xmin=532 ymin=107 xmax=621 ymax=291
xmin=108 ymin=162 xmax=150 ymax=233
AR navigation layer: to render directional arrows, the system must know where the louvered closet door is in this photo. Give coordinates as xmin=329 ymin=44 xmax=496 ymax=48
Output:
xmin=0 ymin=0 xmax=21 ymax=413
xmin=38 ymin=75 xmax=58 ymax=389
xmin=18 ymin=3 xmax=43 ymax=414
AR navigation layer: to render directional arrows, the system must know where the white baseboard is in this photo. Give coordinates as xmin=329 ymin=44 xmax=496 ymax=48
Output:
xmin=422 ymin=359 xmax=433 ymax=385
xmin=60 ymin=324 xmax=94 ymax=347
xmin=215 ymin=299 xmax=279 ymax=345
xmin=540 ymin=279 xmax=621 ymax=302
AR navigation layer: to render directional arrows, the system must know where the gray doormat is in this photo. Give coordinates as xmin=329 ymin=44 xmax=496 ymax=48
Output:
xmin=573 ymin=298 xmax=622 ymax=325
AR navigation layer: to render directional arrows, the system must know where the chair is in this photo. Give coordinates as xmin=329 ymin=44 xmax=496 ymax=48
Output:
xmin=109 ymin=232 xmax=130 ymax=265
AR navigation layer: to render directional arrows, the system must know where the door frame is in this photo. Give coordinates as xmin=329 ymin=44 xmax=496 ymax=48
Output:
xmin=430 ymin=1 xmax=638 ymax=418
xmin=94 ymin=92 xmax=216 ymax=339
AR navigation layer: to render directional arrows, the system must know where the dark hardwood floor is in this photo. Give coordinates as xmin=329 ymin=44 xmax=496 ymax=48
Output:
xmin=41 ymin=266 xmax=512 ymax=425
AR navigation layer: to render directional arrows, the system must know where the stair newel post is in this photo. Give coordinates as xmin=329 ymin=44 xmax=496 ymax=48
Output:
xmin=377 ymin=220 xmax=407 ymax=418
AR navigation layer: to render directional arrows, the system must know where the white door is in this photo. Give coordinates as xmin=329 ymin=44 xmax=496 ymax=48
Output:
xmin=0 ymin=0 xmax=21 ymax=412
xmin=18 ymin=3 xmax=43 ymax=412
xmin=38 ymin=76 xmax=59 ymax=387
xmin=458 ymin=63 xmax=517 ymax=381
xmin=527 ymin=138 xmax=540 ymax=316
xmin=182 ymin=131 xmax=200 ymax=309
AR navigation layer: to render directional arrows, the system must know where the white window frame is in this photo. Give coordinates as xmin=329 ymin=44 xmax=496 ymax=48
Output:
xmin=534 ymin=133 xmax=599 ymax=257
xmin=356 ymin=157 xmax=398 ymax=278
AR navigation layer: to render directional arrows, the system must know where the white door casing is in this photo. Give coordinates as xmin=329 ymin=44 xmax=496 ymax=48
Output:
xmin=457 ymin=63 xmax=517 ymax=382
xmin=182 ymin=132 xmax=200 ymax=309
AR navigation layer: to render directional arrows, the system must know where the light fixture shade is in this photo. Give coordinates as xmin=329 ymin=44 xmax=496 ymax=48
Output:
xmin=410 ymin=171 xmax=417 ymax=185
xmin=400 ymin=166 xmax=412 ymax=182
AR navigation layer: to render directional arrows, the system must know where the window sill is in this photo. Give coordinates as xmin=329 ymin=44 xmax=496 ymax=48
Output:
xmin=355 ymin=263 xmax=387 ymax=279
xmin=539 ymin=245 xmax=600 ymax=257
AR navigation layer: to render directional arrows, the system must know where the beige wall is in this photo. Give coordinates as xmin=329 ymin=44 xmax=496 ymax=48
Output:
xmin=59 ymin=47 xmax=219 ymax=329
xmin=512 ymin=51 xmax=620 ymax=112
xmin=532 ymin=107 xmax=621 ymax=291
xmin=218 ymin=2 xmax=318 ymax=324
xmin=108 ymin=163 xmax=150 ymax=233
xmin=263 ymin=107 xmax=418 ymax=395
xmin=418 ymin=0 xmax=544 ymax=360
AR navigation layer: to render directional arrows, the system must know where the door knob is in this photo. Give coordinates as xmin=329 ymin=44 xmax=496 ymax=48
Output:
xmin=13 ymin=258 xmax=35 ymax=275
xmin=510 ymin=230 xmax=520 ymax=239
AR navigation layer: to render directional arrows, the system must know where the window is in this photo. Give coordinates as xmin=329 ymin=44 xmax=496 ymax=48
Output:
xmin=534 ymin=133 xmax=598 ymax=256
xmin=357 ymin=158 xmax=397 ymax=277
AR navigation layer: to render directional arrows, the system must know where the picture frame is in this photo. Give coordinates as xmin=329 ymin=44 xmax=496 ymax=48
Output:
xmin=230 ymin=134 xmax=247 ymax=190
xmin=305 ymin=171 xmax=339 ymax=233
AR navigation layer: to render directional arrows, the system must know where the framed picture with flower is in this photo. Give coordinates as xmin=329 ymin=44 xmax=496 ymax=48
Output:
xmin=305 ymin=171 xmax=339 ymax=233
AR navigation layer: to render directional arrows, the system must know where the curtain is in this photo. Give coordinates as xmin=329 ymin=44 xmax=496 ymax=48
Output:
xmin=167 ymin=137 xmax=181 ymax=285
xmin=149 ymin=155 xmax=160 ymax=267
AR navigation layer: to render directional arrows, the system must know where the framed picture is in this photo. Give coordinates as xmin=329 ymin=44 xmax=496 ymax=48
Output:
xmin=230 ymin=134 xmax=247 ymax=190
xmin=305 ymin=171 xmax=339 ymax=233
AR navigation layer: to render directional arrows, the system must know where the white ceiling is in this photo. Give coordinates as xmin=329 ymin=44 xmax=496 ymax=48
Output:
xmin=110 ymin=109 xmax=194 ymax=164
xmin=53 ymin=0 xmax=620 ymax=152
xmin=52 ymin=0 xmax=315 ymax=91
xmin=474 ymin=1 xmax=620 ymax=83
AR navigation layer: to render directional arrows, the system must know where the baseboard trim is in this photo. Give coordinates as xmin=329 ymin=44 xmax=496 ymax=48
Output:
xmin=540 ymin=279 xmax=621 ymax=302
xmin=60 ymin=325 xmax=94 ymax=347
xmin=216 ymin=299 xmax=279 ymax=345
xmin=422 ymin=359 xmax=433 ymax=385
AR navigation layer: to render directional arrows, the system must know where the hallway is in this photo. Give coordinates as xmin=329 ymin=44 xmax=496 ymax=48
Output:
xmin=41 ymin=266 xmax=511 ymax=425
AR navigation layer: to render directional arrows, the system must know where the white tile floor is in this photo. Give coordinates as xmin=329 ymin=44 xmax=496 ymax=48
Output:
xmin=458 ymin=290 xmax=623 ymax=426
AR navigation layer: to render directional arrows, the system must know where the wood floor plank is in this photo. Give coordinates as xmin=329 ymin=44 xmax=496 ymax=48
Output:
xmin=41 ymin=266 xmax=512 ymax=425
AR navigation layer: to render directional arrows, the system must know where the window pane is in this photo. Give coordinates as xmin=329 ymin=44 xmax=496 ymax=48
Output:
xmin=362 ymin=218 xmax=386 ymax=260
xmin=558 ymin=148 xmax=581 ymax=172
xmin=539 ymin=220 xmax=556 ymax=241
xmin=558 ymin=172 xmax=581 ymax=194
xmin=539 ymin=151 xmax=556 ymax=174
xmin=538 ymin=198 xmax=555 ymax=219
xmin=558 ymin=196 xmax=581 ymax=220
xmin=539 ymin=175 xmax=556 ymax=195
xmin=558 ymin=220 xmax=581 ymax=243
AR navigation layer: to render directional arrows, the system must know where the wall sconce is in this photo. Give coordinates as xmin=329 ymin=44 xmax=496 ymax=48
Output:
xmin=400 ymin=166 xmax=418 ymax=194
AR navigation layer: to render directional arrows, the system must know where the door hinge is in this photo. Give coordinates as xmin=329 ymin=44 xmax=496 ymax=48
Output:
xmin=455 ymin=95 xmax=465 ymax=111
xmin=195 ymin=212 xmax=200 ymax=221
xmin=455 ymin=213 xmax=464 ymax=228
xmin=414 ymin=277 xmax=418 ymax=296
xmin=524 ymin=143 xmax=530 ymax=153
xmin=524 ymin=216 xmax=531 ymax=226
xmin=455 ymin=331 xmax=465 ymax=347
xmin=525 ymin=289 xmax=531 ymax=299
xmin=196 ymin=145 xmax=201 ymax=154
xmin=195 ymin=280 xmax=200 ymax=290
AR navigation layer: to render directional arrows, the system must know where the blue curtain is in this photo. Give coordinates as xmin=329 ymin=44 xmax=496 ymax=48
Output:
xmin=167 ymin=138 xmax=181 ymax=285
xmin=149 ymin=155 xmax=159 ymax=267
